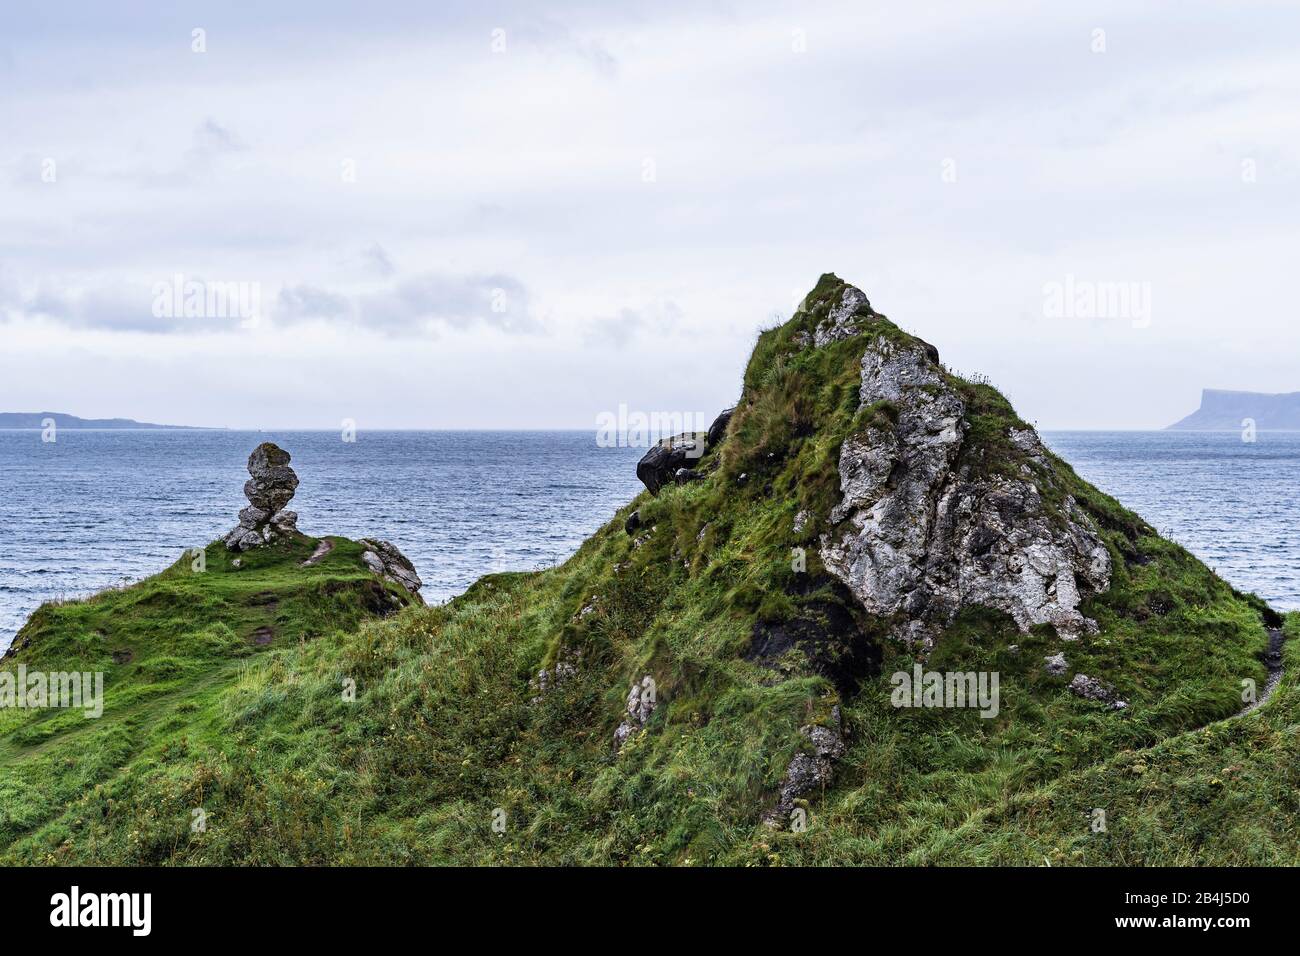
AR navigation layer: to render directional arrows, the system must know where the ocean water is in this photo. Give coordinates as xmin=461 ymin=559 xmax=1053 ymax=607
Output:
xmin=1042 ymin=431 xmax=1300 ymax=611
xmin=0 ymin=430 xmax=643 ymax=652
xmin=1 ymin=429 xmax=1297 ymax=652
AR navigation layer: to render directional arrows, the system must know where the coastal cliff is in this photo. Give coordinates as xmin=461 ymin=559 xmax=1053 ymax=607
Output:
xmin=1168 ymin=389 xmax=1300 ymax=431
xmin=0 ymin=275 xmax=1293 ymax=866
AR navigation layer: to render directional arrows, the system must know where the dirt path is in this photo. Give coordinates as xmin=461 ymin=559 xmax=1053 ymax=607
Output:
xmin=301 ymin=538 xmax=335 ymax=567
xmin=1234 ymin=626 xmax=1286 ymax=718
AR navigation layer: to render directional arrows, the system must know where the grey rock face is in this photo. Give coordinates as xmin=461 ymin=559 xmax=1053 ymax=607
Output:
xmin=357 ymin=538 xmax=424 ymax=603
xmin=1069 ymin=674 xmax=1128 ymax=710
xmin=819 ymin=325 xmax=1112 ymax=649
xmin=763 ymin=706 xmax=845 ymax=828
xmin=614 ymin=675 xmax=657 ymax=749
xmin=243 ymin=442 xmax=299 ymax=512
xmin=1044 ymin=652 xmax=1068 ymax=676
xmin=812 ymin=287 xmax=873 ymax=347
xmin=223 ymin=443 xmax=300 ymax=552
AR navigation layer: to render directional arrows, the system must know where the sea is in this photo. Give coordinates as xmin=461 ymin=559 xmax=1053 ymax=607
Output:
xmin=1 ymin=429 xmax=1296 ymax=652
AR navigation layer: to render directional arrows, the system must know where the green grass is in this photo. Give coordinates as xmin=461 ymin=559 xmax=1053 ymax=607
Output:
xmin=0 ymin=274 xmax=1289 ymax=865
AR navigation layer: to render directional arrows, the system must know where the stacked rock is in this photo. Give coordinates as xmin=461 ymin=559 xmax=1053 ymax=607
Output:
xmin=223 ymin=442 xmax=301 ymax=551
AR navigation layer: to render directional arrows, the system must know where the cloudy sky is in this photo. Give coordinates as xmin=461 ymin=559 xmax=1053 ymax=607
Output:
xmin=2 ymin=1 xmax=1297 ymax=429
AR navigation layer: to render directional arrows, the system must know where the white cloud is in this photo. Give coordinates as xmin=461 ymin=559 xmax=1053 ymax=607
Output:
xmin=1 ymin=1 xmax=1299 ymax=427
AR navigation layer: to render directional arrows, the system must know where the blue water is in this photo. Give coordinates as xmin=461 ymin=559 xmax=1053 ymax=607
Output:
xmin=1 ymin=429 xmax=1297 ymax=652
xmin=0 ymin=430 xmax=643 ymax=651
xmin=1042 ymin=431 xmax=1300 ymax=612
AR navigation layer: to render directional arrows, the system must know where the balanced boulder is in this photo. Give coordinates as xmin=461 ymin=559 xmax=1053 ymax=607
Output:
xmin=223 ymin=443 xmax=300 ymax=551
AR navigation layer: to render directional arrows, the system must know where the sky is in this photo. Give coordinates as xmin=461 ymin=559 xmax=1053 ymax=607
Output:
xmin=1 ymin=0 xmax=1298 ymax=430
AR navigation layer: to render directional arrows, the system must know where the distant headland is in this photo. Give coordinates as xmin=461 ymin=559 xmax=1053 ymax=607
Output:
xmin=1167 ymin=389 xmax=1300 ymax=431
xmin=0 ymin=412 xmax=211 ymax=429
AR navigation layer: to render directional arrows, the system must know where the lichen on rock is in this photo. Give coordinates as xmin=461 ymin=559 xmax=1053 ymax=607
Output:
xmin=817 ymin=322 xmax=1112 ymax=650
xmin=358 ymin=538 xmax=424 ymax=603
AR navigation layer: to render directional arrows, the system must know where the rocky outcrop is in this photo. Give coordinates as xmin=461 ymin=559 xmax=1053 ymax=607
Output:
xmin=614 ymin=675 xmax=657 ymax=749
xmin=706 ymin=407 xmax=735 ymax=447
xmin=1069 ymin=674 xmax=1128 ymax=710
xmin=818 ymin=304 xmax=1112 ymax=650
xmin=763 ymin=706 xmax=845 ymax=828
xmin=634 ymin=406 xmax=736 ymax=496
xmin=530 ymin=646 xmax=582 ymax=704
xmin=224 ymin=443 xmax=301 ymax=551
xmin=1044 ymin=652 xmax=1068 ymax=676
xmin=636 ymin=434 xmax=705 ymax=495
xmin=358 ymin=538 xmax=424 ymax=603
xmin=812 ymin=285 xmax=875 ymax=347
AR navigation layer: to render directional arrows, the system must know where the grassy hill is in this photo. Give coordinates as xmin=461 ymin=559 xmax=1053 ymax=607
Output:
xmin=1 ymin=275 xmax=1293 ymax=865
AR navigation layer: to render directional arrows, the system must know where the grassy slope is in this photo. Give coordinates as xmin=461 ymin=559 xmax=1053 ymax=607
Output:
xmin=0 ymin=534 xmax=418 ymax=862
xmin=0 ymin=275 xmax=1288 ymax=865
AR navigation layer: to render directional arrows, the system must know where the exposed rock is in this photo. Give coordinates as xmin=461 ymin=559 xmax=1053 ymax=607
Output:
xmin=819 ymin=325 xmax=1112 ymax=650
xmin=1069 ymin=673 xmax=1128 ymax=710
xmin=223 ymin=443 xmax=300 ymax=551
xmin=793 ymin=509 xmax=810 ymax=534
xmin=634 ymin=408 xmax=734 ymax=496
xmin=244 ymin=442 xmax=299 ymax=512
xmin=614 ymin=675 xmax=657 ymax=749
xmin=530 ymin=647 xmax=583 ymax=704
xmin=1044 ymin=652 xmax=1068 ymax=676
xmin=763 ymin=706 xmax=845 ymax=828
xmin=625 ymin=510 xmax=642 ymax=535
xmin=747 ymin=576 xmax=880 ymax=694
xmin=358 ymin=538 xmax=424 ymax=604
xmin=706 ymin=407 xmax=735 ymax=447
xmin=812 ymin=286 xmax=874 ymax=348
xmin=636 ymin=433 xmax=705 ymax=495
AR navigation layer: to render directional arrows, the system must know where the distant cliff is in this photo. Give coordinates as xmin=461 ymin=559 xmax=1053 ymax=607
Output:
xmin=0 ymin=412 xmax=204 ymax=429
xmin=1168 ymin=389 xmax=1300 ymax=431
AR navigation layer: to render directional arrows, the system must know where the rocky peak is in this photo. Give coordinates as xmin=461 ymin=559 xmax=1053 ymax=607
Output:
xmin=224 ymin=442 xmax=301 ymax=551
xmin=815 ymin=297 xmax=1112 ymax=649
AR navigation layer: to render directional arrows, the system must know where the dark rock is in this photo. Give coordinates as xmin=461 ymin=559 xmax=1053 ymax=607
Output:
xmin=624 ymin=510 xmax=642 ymax=535
xmin=223 ymin=443 xmax=300 ymax=551
xmin=636 ymin=433 xmax=705 ymax=495
xmin=746 ymin=575 xmax=881 ymax=694
xmin=673 ymin=467 xmax=702 ymax=484
xmin=243 ymin=442 xmax=299 ymax=512
xmin=706 ymin=407 xmax=735 ymax=447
